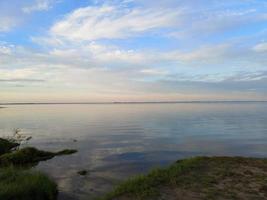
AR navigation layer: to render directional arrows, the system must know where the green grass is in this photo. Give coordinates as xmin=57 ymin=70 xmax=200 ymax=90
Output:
xmin=0 ymin=147 xmax=77 ymax=167
xmin=0 ymin=167 xmax=57 ymax=200
xmin=98 ymin=156 xmax=267 ymax=200
xmin=97 ymin=157 xmax=201 ymax=200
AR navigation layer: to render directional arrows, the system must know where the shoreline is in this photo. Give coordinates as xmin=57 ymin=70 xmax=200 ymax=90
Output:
xmin=99 ymin=156 xmax=267 ymax=200
xmin=1 ymin=137 xmax=267 ymax=200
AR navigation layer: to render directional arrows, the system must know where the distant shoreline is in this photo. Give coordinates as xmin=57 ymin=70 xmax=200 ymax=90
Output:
xmin=1 ymin=101 xmax=267 ymax=105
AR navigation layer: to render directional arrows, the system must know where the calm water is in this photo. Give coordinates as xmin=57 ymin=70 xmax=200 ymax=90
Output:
xmin=1 ymin=103 xmax=267 ymax=199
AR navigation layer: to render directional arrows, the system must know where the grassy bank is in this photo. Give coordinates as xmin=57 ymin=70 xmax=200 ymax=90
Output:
xmin=0 ymin=147 xmax=77 ymax=167
xmin=0 ymin=167 xmax=57 ymax=200
xmin=98 ymin=156 xmax=267 ymax=200
xmin=0 ymin=137 xmax=77 ymax=200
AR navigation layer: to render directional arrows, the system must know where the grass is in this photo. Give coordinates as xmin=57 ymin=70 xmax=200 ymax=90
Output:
xmin=0 ymin=167 xmax=57 ymax=200
xmin=98 ymin=156 xmax=267 ymax=200
xmin=0 ymin=147 xmax=77 ymax=167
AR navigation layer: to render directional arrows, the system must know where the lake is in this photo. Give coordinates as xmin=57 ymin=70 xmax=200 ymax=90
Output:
xmin=1 ymin=102 xmax=267 ymax=199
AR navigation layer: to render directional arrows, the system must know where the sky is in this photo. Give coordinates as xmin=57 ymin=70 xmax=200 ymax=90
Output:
xmin=0 ymin=0 xmax=267 ymax=102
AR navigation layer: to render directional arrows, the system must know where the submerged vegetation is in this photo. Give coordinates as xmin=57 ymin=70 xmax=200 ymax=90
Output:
xmin=99 ymin=156 xmax=267 ymax=200
xmin=77 ymin=170 xmax=88 ymax=176
xmin=0 ymin=134 xmax=77 ymax=200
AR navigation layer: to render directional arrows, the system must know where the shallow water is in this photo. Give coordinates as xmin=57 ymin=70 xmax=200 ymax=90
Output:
xmin=1 ymin=102 xmax=267 ymax=199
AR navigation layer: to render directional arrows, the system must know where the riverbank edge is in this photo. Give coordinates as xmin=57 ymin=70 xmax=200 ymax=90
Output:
xmin=98 ymin=156 xmax=267 ymax=200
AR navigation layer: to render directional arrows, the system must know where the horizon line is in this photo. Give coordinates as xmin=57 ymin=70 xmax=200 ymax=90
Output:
xmin=1 ymin=100 xmax=267 ymax=105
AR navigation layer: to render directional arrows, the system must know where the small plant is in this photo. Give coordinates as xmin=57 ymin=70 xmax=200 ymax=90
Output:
xmin=5 ymin=129 xmax=32 ymax=150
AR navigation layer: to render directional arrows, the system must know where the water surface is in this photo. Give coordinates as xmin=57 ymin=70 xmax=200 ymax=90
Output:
xmin=1 ymin=102 xmax=267 ymax=199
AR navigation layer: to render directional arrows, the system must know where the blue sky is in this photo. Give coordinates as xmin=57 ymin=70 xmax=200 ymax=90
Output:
xmin=0 ymin=0 xmax=267 ymax=102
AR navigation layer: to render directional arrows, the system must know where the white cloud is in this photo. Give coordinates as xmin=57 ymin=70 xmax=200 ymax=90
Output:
xmin=0 ymin=46 xmax=12 ymax=55
xmin=0 ymin=68 xmax=37 ymax=80
xmin=140 ymin=69 xmax=169 ymax=76
xmin=253 ymin=43 xmax=267 ymax=52
xmin=22 ymin=0 xmax=57 ymax=13
xmin=0 ymin=0 xmax=55 ymax=33
xmin=50 ymin=4 xmax=182 ymax=41
xmin=167 ymin=6 xmax=266 ymax=39
xmin=0 ymin=17 xmax=18 ymax=32
xmin=48 ymin=42 xmax=148 ymax=66
xmin=161 ymin=44 xmax=230 ymax=63
xmin=1 ymin=41 xmax=267 ymax=102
